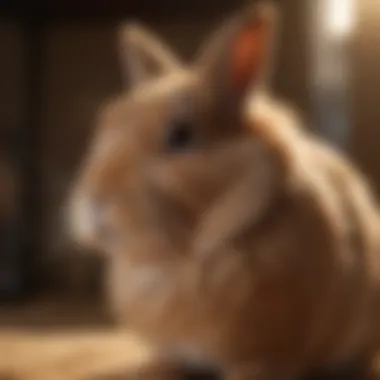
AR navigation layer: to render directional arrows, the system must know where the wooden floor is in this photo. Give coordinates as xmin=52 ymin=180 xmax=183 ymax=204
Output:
xmin=0 ymin=298 xmax=151 ymax=380
xmin=1 ymin=298 xmax=380 ymax=380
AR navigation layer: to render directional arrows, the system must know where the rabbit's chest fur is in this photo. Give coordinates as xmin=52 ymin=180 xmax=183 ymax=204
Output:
xmin=107 ymin=256 xmax=174 ymax=316
xmin=105 ymin=246 xmax=264 ymax=359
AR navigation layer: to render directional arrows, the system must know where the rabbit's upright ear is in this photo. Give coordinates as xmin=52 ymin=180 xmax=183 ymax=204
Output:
xmin=119 ymin=23 xmax=182 ymax=89
xmin=197 ymin=2 xmax=278 ymax=111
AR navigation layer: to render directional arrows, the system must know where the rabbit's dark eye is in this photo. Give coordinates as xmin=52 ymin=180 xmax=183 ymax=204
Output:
xmin=165 ymin=120 xmax=194 ymax=152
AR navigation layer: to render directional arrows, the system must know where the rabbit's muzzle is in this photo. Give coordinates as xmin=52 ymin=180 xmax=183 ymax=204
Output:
xmin=69 ymin=191 xmax=119 ymax=252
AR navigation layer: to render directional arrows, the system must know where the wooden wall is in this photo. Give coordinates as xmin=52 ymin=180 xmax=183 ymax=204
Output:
xmin=0 ymin=20 xmax=27 ymax=299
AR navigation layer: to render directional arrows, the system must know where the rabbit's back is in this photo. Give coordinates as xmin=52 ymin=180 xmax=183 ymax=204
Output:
xmin=244 ymin=96 xmax=380 ymax=368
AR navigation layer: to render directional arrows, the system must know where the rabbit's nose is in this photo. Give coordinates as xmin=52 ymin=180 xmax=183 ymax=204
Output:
xmin=70 ymin=193 xmax=117 ymax=248
xmin=90 ymin=198 xmax=120 ymax=244
xmin=89 ymin=198 xmax=109 ymax=235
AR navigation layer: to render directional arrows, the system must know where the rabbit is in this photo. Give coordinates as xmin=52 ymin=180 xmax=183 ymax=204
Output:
xmin=68 ymin=2 xmax=380 ymax=380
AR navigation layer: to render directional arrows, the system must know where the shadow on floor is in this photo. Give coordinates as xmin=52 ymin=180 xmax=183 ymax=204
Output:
xmin=0 ymin=296 xmax=112 ymax=331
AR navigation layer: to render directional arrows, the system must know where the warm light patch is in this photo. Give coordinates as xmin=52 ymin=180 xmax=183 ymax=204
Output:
xmin=325 ymin=0 xmax=355 ymax=38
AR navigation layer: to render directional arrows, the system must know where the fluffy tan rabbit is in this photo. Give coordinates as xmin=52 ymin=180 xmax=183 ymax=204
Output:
xmin=69 ymin=2 xmax=380 ymax=380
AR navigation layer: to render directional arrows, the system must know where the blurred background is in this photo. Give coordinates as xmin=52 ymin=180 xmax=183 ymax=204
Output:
xmin=0 ymin=0 xmax=379 ymax=378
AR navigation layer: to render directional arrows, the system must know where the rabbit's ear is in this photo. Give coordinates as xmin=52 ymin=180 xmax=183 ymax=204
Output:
xmin=119 ymin=23 xmax=181 ymax=89
xmin=197 ymin=2 xmax=278 ymax=108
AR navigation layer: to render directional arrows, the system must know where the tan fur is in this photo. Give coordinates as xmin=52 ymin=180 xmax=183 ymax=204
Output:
xmin=69 ymin=3 xmax=380 ymax=380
